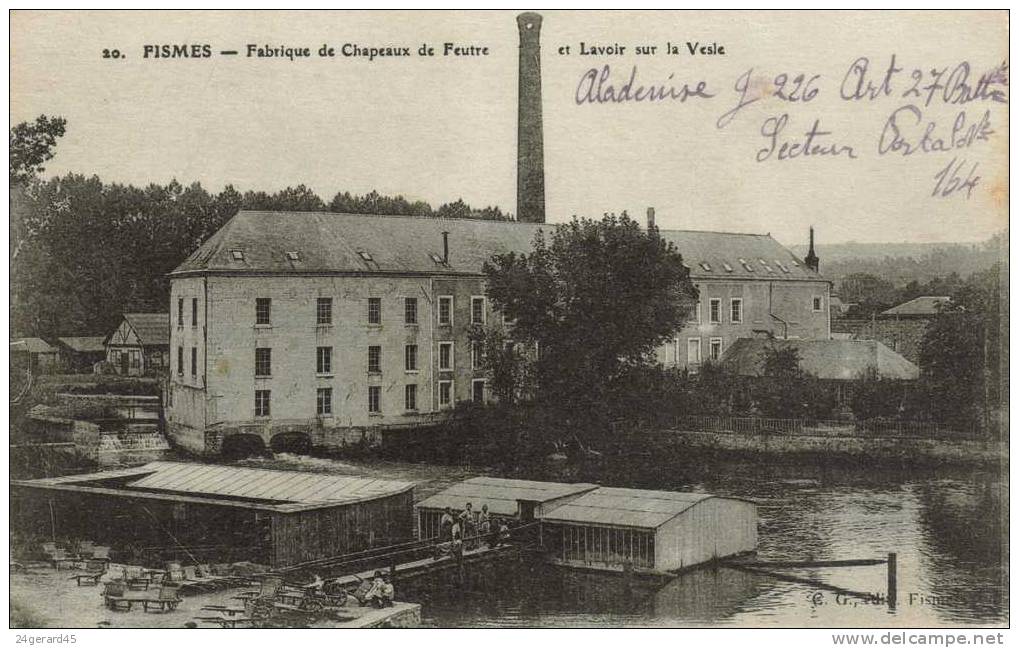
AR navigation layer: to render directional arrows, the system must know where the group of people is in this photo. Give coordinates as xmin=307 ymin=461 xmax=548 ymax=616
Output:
xmin=438 ymin=502 xmax=511 ymax=551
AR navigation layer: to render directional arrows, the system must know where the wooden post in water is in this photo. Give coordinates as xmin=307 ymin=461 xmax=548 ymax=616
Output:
xmin=887 ymin=552 xmax=897 ymax=609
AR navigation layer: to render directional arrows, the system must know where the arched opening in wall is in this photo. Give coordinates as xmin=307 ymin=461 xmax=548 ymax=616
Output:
xmin=269 ymin=432 xmax=312 ymax=456
xmin=220 ymin=434 xmax=267 ymax=460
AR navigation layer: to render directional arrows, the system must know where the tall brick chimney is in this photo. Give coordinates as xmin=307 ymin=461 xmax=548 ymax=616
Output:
xmin=516 ymin=12 xmax=545 ymax=224
xmin=805 ymin=226 xmax=819 ymax=273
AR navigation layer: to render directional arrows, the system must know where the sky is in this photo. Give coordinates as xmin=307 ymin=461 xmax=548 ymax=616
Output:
xmin=10 ymin=10 xmax=1009 ymax=247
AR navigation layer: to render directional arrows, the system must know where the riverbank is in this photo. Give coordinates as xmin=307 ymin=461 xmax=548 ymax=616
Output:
xmin=648 ymin=428 xmax=1007 ymax=467
xmin=10 ymin=564 xmax=420 ymax=629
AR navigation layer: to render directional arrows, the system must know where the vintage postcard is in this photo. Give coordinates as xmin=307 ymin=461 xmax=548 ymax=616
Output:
xmin=7 ymin=9 xmax=1009 ymax=637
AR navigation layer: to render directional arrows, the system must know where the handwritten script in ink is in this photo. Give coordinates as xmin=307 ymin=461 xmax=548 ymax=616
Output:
xmin=574 ymin=57 xmax=1008 ymax=200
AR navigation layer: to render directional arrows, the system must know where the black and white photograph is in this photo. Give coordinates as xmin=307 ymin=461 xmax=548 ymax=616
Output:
xmin=7 ymin=9 xmax=1009 ymax=638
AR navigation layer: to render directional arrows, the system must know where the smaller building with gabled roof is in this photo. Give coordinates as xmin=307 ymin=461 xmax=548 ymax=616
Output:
xmin=11 ymin=461 xmax=415 ymax=567
xmin=10 ymin=337 xmax=59 ymax=373
xmin=56 ymin=336 xmax=107 ymax=373
xmin=879 ymin=296 xmax=952 ymax=318
xmin=540 ymin=486 xmax=758 ymax=573
xmin=415 ymin=476 xmax=598 ymax=539
xmin=104 ymin=313 xmax=170 ymax=376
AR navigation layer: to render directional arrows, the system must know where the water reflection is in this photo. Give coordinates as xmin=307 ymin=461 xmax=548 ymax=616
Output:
xmin=236 ymin=452 xmax=1007 ymax=627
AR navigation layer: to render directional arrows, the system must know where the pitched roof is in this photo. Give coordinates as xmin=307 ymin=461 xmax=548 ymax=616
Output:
xmin=540 ymin=487 xmax=747 ymax=530
xmin=123 ymin=313 xmax=170 ymax=346
xmin=416 ymin=477 xmax=598 ymax=517
xmin=14 ymin=461 xmax=414 ymax=512
xmin=171 ymin=211 xmax=824 ymax=282
xmin=57 ymin=336 xmax=106 ymax=353
xmin=720 ymin=338 xmax=919 ymax=381
xmin=880 ymin=296 xmax=952 ymax=317
xmin=10 ymin=337 xmax=56 ymax=354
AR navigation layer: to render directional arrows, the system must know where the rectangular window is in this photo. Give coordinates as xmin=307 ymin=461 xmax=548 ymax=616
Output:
xmin=471 ymin=340 xmax=484 ymax=370
xmin=256 ymin=298 xmax=271 ymax=325
xmin=438 ymin=380 xmax=453 ymax=408
xmin=190 ymin=347 xmax=197 ymax=376
xmin=472 ymin=379 xmax=486 ymax=403
xmin=404 ymin=297 xmax=418 ymax=325
xmin=438 ymin=296 xmax=453 ymax=326
xmin=687 ymin=338 xmax=701 ymax=365
xmin=255 ymin=390 xmax=271 ymax=417
xmin=368 ymin=297 xmax=381 ymax=325
xmin=129 ymin=350 xmax=140 ymax=369
xmin=709 ymin=298 xmax=721 ymax=324
xmin=368 ymin=386 xmax=381 ymax=413
xmin=813 ymin=296 xmax=823 ymax=312
xmin=471 ymin=296 xmax=486 ymax=325
xmin=317 ymin=297 xmax=332 ymax=325
xmin=191 ymin=298 xmax=198 ymax=327
xmin=317 ymin=346 xmax=332 ymax=374
xmin=177 ymin=346 xmax=183 ymax=375
xmin=405 ymin=384 xmax=417 ymax=411
xmin=317 ymin=387 xmax=332 ymax=416
xmin=730 ymin=298 xmax=743 ymax=324
xmin=177 ymin=298 xmax=184 ymax=327
xmin=255 ymin=347 xmax=271 ymax=377
xmin=709 ymin=338 xmax=723 ymax=361
xmin=439 ymin=342 xmax=454 ymax=371
xmin=405 ymin=344 xmax=418 ymax=371
xmin=368 ymin=345 xmax=381 ymax=373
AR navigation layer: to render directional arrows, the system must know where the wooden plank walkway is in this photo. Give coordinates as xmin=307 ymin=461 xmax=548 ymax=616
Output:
xmin=329 ymin=544 xmax=519 ymax=587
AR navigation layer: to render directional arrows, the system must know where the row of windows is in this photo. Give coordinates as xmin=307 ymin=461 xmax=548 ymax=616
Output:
xmin=176 ymin=346 xmax=198 ymax=376
xmin=684 ymin=337 xmax=724 ymax=365
xmin=252 ymin=379 xmax=486 ymax=417
xmin=177 ymin=297 xmax=199 ymax=327
xmin=249 ymin=296 xmax=490 ymax=327
xmin=240 ymin=341 xmax=483 ymax=377
xmin=692 ymin=295 xmax=824 ymax=325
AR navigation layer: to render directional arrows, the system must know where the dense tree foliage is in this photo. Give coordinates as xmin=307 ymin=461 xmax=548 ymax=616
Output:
xmin=10 ymin=117 xmax=513 ymax=338
xmin=480 ymin=214 xmax=698 ymax=428
xmin=918 ymin=264 xmax=1003 ymax=433
xmin=10 ymin=115 xmax=66 ymax=186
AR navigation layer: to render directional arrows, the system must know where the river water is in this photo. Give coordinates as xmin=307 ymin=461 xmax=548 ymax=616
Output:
xmin=234 ymin=452 xmax=1008 ymax=628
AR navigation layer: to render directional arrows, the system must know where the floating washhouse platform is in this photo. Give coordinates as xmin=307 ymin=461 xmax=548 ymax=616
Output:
xmin=540 ymin=487 xmax=758 ymax=573
xmin=11 ymin=461 xmax=414 ymax=567
xmin=415 ymin=477 xmax=598 ymax=539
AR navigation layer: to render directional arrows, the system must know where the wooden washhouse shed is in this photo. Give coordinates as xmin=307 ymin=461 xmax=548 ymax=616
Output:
xmin=540 ymin=487 xmax=758 ymax=573
xmin=415 ymin=477 xmax=598 ymax=540
xmin=11 ymin=461 xmax=415 ymax=568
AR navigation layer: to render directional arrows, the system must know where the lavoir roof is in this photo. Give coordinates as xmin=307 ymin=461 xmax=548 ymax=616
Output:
xmin=541 ymin=487 xmax=752 ymax=530
xmin=416 ymin=477 xmax=598 ymax=517
xmin=172 ymin=210 xmax=825 ymax=282
xmin=13 ymin=461 xmax=415 ymax=513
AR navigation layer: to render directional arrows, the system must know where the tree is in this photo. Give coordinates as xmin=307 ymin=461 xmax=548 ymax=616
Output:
xmin=839 ymin=273 xmax=899 ymax=317
xmin=10 ymin=115 xmax=67 ymax=268
xmin=754 ymin=346 xmax=834 ymax=420
xmin=918 ymin=263 xmax=1002 ymax=434
xmin=482 ymin=214 xmax=697 ymax=429
xmin=10 ymin=115 xmax=66 ymax=186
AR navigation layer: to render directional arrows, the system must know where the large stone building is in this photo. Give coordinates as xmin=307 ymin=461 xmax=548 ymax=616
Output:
xmin=164 ymin=209 xmax=830 ymax=455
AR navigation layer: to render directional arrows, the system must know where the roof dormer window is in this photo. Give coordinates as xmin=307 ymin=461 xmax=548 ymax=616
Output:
xmin=429 ymin=253 xmax=444 ymax=264
xmin=230 ymin=250 xmax=245 ymax=261
xmin=722 ymin=262 xmax=734 ymax=272
xmin=358 ymin=250 xmax=373 ymax=262
xmin=776 ymin=261 xmax=790 ymax=273
xmin=699 ymin=262 xmax=712 ymax=272
xmin=759 ymin=259 xmax=774 ymax=273
xmin=738 ymin=258 xmax=754 ymax=272
xmin=286 ymin=251 xmax=300 ymax=261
